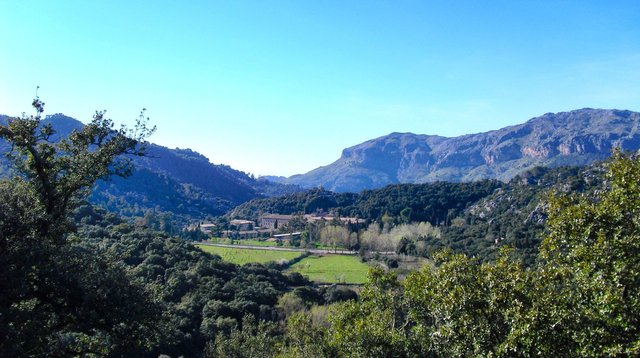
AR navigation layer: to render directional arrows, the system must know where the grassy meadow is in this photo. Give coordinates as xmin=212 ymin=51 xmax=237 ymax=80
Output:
xmin=196 ymin=244 xmax=302 ymax=265
xmin=196 ymin=244 xmax=371 ymax=284
xmin=288 ymin=255 xmax=370 ymax=284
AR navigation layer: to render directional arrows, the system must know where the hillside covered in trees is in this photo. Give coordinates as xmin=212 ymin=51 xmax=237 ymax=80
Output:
xmin=0 ymin=113 xmax=300 ymax=224
xmin=263 ymin=151 xmax=640 ymax=356
xmin=228 ymin=163 xmax=605 ymax=265
xmin=1 ymin=100 xmax=638 ymax=356
xmin=228 ymin=180 xmax=502 ymax=223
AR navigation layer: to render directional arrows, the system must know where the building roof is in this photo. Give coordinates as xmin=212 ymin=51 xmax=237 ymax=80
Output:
xmin=273 ymin=232 xmax=302 ymax=238
xmin=303 ymin=214 xmax=366 ymax=224
xmin=260 ymin=214 xmax=294 ymax=220
xmin=230 ymin=219 xmax=254 ymax=225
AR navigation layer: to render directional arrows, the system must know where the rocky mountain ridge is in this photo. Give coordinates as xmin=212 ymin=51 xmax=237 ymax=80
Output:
xmin=270 ymin=108 xmax=640 ymax=192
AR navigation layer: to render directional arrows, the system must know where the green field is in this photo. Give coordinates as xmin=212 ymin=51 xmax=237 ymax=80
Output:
xmin=288 ymin=255 xmax=370 ymax=284
xmin=197 ymin=245 xmax=371 ymax=284
xmin=196 ymin=245 xmax=302 ymax=265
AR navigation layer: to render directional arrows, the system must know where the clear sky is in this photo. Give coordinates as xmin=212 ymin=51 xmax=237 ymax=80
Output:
xmin=1 ymin=1 xmax=639 ymax=176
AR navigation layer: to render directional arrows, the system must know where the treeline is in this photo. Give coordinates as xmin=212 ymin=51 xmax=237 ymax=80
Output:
xmin=227 ymin=187 xmax=358 ymax=220
xmin=227 ymin=165 xmax=602 ymax=265
xmin=228 ymin=180 xmax=501 ymax=225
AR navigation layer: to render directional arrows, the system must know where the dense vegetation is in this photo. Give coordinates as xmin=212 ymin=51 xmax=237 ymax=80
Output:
xmin=434 ymin=164 xmax=603 ymax=265
xmin=74 ymin=205 xmax=302 ymax=356
xmin=2 ymin=99 xmax=638 ymax=356
xmin=0 ymin=99 xmax=162 ymax=356
xmin=304 ymin=150 xmax=640 ymax=356
xmin=229 ymin=180 xmax=501 ymax=224
xmin=0 ymin=101 xmax=320 ymax=356
xmin=229 ymin=165 xmax=602 ymax=265
xmin=210 ymin=151 xmax=640 ymax=356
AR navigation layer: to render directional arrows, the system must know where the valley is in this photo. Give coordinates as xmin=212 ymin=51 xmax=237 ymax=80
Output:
xmin=3 ymin=1 xmax=639 ymax=355
xmin=1 ymin=106 xmax=638 ymax=356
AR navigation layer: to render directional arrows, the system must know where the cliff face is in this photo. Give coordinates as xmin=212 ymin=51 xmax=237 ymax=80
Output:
xmin=279 ymin=109 xmax=640 ymax=192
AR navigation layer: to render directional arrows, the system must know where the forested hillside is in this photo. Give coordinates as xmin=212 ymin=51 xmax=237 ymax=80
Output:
xmin=228 ymin=180 xmax=501 ymax=224
xmin=73 ymin=205 xmax=316 ymax=356
xmin=163 ymin=152 xmax=640 ymax=357
xmin=230 ymin=163 xmax=606 ymax=265
xmin=436 ymin=164 xmax=604 ymax=265
xmin=0 ymin=113 xmax=300 ymax=223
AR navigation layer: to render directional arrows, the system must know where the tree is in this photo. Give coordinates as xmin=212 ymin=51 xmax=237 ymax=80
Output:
xmin=319 ymin=225 xmax=350 ymax=251
xmin=0 ymin=96 xmax=154 ymax=242
xmin=403 ymin=248 xmax=532 ymax=356
xmin=281 ymin=308 xmax=334 ymax=357
xmin=532 ymin=150 xmax=640 ymax=355
xmin=0 ymin=98 xmax=159 ymax=356
xmin=328 ymin=267 xmax=411 ymax=357
xmin=205 ymin=315 xmax=281 ymax=358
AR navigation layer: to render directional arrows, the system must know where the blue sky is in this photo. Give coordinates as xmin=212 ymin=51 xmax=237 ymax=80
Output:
xmin=1 ymin=1 xmax=639 ymax=176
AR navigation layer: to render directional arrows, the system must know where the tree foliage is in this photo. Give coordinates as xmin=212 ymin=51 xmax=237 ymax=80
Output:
xmin=536 ymin=149 xmax=640 ymax=355
xmin=0 ymin=97 xmax=154 ymax=241
xmin=75 ymin=203 xmax=318 ymax=356
xmin=0 ymin=99 xmax=160 ymax=356
xmin=281 ymin=152 xmax=640 ymax=356
xmin=227 ymin=181 xmax=500 ymax=225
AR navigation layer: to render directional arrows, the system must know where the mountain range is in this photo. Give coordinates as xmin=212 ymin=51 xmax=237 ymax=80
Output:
xmin=266 ymin=109 xmax=640 ymax=192
xmin=0 ymin=114 xmax=299 ymax=220
xmin=3 ymin=108 xmax=639 ymax=219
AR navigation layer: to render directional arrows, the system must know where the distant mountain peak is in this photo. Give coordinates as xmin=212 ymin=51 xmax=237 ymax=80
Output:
xmin=271 ymin=108 xmax=640 ymax=192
